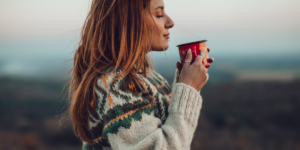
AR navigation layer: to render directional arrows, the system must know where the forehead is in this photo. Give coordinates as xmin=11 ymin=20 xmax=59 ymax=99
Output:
xmin=150 ymin=0 xmax=164 ymax=10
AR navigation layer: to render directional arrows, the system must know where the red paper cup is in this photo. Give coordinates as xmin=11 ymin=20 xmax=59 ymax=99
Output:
xmin=177 ymin=40 xmax=210 ymax=68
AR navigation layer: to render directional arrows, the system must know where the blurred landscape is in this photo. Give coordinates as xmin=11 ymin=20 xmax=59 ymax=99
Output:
xmin=1 ymin=53 xmax=300 ymax=150
xmin=1 ymin=0 xmax=300 ymax=149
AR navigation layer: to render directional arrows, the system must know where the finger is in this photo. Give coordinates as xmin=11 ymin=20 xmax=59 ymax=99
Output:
xmin=177 ymin=62 xmax=182 ymax=72
xmin=179 ymin=62 xmax=182 ymax=71
xmin=207 ymin=58 xmax=214 ymax=63
xmin=182 ymin=49 xmax=192 ymax=69
xmin=176 ymin=61 xmax=182 ymax=70
xmin=177 ymin=61 xmax=181 ymax=66
xmin=195 ymin=54 xmax=203 ymax=65
xmin=205 ymin=63 xmax=210 ymax=68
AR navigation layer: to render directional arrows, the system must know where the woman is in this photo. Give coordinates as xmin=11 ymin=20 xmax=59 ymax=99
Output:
xmin=68 ymin=0 xmax=214 ymax=149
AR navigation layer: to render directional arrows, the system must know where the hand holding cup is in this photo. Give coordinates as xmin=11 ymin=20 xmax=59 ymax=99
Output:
xmin=177 ymin=49 xmax=209 ymax=91
xmin=176 ymin=48 xmax=214 ymax=76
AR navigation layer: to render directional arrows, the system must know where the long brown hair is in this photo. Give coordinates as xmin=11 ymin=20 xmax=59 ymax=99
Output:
xmin=67 ymin=0 xmax=156 ymax=144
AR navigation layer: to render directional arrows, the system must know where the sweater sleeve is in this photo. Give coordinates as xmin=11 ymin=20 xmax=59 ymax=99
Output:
xmin=93 ymin=72 xmax=204 ymax=150
xmin=172 ymin=68 xmax=209 ymax=94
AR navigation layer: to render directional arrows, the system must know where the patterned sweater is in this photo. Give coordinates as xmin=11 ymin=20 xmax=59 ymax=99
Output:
xmin=82 ymin=67 xmax=207 ymax=150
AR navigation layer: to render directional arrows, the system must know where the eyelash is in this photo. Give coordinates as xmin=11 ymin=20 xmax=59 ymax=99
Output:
xmin=157 ymin=15 xmax=164 ymax=18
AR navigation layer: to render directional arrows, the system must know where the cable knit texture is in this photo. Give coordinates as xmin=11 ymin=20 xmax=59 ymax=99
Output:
xmin=82 ymin=67 xmax=207 ymax=150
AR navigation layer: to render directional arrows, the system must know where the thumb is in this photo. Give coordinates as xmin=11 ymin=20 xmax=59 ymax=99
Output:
xmin=177 ymin=61 xmax=182 ymax=72
xmin=176 ymin=61 xmax=180 ymax=69
xmin=183 ymin=48 xmax=192 ymax=69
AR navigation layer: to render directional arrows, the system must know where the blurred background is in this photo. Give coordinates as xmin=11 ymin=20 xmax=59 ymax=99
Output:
xmin=1 ymin=0 xmax=300 ymax=149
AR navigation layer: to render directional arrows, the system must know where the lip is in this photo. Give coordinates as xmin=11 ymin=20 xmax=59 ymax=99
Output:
xmin=163 ymin=33 xmax=170 ymax=39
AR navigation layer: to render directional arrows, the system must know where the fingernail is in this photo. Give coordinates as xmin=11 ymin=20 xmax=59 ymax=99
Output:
xmin=188 ymin=49 xmax=191 ymax=54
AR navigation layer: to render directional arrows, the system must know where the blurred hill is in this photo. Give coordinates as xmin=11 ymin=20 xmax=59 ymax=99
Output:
xmin=0 ymin=71 xmax=300 ymax=149
xmin=1 ymin=43 xmax=300 ymax=150
xmin=192 ymin=80 xmax=300 ymax=150
xmin=0 ymin=77 xmax=80 ymax=150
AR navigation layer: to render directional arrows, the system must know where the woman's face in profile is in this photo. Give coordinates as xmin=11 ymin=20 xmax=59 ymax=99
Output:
xmin=147 ymin=0 xmax=174 ymax=51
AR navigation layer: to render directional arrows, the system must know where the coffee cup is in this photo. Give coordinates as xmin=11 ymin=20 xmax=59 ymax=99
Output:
xmin=177 ymin=40 xmax=210 ymax=68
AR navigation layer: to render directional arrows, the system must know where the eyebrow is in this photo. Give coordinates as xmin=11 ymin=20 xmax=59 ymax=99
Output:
xmin=155 ymin=6 xmax=164 ymax=10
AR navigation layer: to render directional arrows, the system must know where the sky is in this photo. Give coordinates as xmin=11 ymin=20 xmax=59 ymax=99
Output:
xmin=0 ymin=0 xmax=300 ymax=79
xmin=1 ymin=0 xmax=299 ymax=37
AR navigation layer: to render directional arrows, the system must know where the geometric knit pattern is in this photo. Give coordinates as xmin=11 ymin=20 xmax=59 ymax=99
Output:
xmin=82 ymin=67 xmax=204 ymax=150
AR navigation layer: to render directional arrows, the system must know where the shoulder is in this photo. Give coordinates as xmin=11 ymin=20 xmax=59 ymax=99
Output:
xmin=92 ymin=67 xmax=157 ymax=139
xmin=146 ymin=69 xmax=172 ymax=95
xmin=96 ymin=66 xmax=147 ymax=96
xmin=94 ymin=67 xmax=153 ymax=114
xmin=88 ymin=67 xmax=155 ymax=142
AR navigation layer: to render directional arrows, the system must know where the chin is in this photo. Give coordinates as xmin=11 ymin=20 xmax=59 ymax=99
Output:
xmin=151 ymin=47 xmax=168 ymax=52
xmin=164 ymin=43 xmax=169 ymax=50
xmin=160 ymin=43 xmax=169 ymax=51
xmin=155 ymin=47 xmax=169 ymax=51
xmin=150 ymin=41 xmax=169 ymax=51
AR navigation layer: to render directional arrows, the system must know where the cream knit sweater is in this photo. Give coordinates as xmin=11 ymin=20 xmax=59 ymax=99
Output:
xmin=82 ymin=67 xmax=208 ymax=150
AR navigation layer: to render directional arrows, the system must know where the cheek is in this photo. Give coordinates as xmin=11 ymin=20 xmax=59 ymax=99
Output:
xmin=150 ymin=18 xmax=164 ymax=37
xmin=156 ymin=21 xmax=165 ymax=36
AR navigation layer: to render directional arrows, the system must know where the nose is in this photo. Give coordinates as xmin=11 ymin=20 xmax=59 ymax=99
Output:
xmin=166 ymin=15 xmax=174 ymax=29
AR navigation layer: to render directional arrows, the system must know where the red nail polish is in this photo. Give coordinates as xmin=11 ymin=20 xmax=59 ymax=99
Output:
xmin=205 ymin=64 xmax=210 ymax=68
xmin=207 ymin=59 xmax=212 ymax=63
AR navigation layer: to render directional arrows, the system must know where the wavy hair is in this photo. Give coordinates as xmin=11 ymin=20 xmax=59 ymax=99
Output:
xmin=66 ymin=0 xmax=156 ymax=144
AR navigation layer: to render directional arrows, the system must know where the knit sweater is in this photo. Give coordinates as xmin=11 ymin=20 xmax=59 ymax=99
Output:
xmin=82 ymin=67 xmax=208 ymax=150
